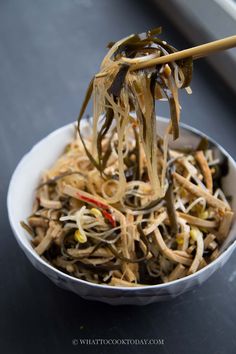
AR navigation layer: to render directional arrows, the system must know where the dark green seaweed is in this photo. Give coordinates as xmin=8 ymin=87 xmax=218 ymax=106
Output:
xmin=107 ymin=64 xmax=130 ymax=98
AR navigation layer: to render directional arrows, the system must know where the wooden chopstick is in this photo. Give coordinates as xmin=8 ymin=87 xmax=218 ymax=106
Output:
xmin=127 ymin=35 xmax=236 ymax=71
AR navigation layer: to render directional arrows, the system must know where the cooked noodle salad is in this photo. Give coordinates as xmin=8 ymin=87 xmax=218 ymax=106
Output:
xmin=22 ymin=29 xmax=234 ymax=286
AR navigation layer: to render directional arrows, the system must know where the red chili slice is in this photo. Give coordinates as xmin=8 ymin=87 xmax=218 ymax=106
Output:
xmin=102 ymin=210 xmax=116 ymax=228
xmin=76 ymin=193 xmax=110 ymax=210
xmin=76 ymin=192 xmax=116 ymax=227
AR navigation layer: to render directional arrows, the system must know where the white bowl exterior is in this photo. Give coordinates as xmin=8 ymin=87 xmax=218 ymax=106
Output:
xmin=7 ymin=119 xmax=236 ymax=305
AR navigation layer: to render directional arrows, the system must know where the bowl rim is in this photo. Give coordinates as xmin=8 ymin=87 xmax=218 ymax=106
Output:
xmin=7 ymin=117 xmax=236 ymax=292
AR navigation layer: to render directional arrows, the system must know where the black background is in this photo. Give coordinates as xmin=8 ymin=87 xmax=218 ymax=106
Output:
xmin=1 ymin=1 xmax=236 ymax=353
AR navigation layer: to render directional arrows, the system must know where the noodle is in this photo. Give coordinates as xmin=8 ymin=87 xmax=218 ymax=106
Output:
xmin=22 ymin=28 xmax=234 ymax=286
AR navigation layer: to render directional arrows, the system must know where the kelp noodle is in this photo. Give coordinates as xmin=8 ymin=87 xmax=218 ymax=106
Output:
xmin=77 ymin=27 xmax=193 ymax=203
xmin=22 ymin=28 xmax=234 ymax=287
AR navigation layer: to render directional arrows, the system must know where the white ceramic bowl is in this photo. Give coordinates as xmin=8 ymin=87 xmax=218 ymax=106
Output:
xmin=7 ymin=118 xmax=236 ymax=305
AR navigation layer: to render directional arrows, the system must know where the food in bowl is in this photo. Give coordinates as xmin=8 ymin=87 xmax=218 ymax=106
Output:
xmin=21 ymin=28 xmax=234 ymax=287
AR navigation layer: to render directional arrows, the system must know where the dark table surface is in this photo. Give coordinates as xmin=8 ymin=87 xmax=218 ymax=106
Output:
xmin=1 ymin=1 xmax=236 ymax=353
